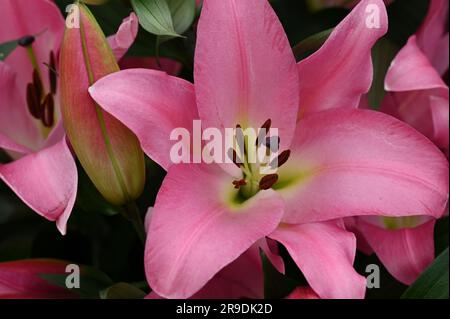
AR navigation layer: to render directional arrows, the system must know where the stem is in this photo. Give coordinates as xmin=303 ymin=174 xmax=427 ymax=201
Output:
xmin=123 ymin=202 xmax=146 ymax=244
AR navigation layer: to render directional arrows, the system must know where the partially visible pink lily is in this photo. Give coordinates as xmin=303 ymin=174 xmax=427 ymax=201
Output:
xmin=382 ymin=0 xmax=449 ymax=156
xmin=90 ymin=0 xmax=448 ymax=299
xmin=0 ymin=0 xmax=139 ymax=234
xmin=350 ymin=0 xmax=449 ymax=285
xmin=0 ymin=259 xmax=77 ymax=299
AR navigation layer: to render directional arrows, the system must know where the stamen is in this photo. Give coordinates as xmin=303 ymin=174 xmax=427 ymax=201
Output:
xmin=17 ymin=35 xmax=35 ymax=47
xmin=232 ymin=179 xmax=247 ymax=189
xmin=49 ymin=51 xmax=57 ymax=95
xmin=26 ymin=83 xmax=40 ymax=119
xmin=41 ymin=93 xmax=54 ymax=127
xmin=259 ymin=174 xmax=279 ymax=190
xmin=270 ymin=150 xmax=291 ymax=169
xmin=32 ymin=69 xmax=43 ymax=101
xmin=265 ymin=136 xmax=280 ymax=152
xmin=234 ymin=125 xmax=246 ymax=157
xmin=227 ymin=148 xmax=242 ymax=168
xmin=261 ymin=119 xmax=272 ymax=132
xmin=256 ymin=119 xmax=272 ymax=146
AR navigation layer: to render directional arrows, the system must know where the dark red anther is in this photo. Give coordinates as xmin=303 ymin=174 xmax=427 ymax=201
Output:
xmin=270 ymin=150 xmax=291 ymax=169
xmin=18 ymin=35 xmax=35 ymax=47
xmin=256 ymin=119 xmax=272 ymax=146
xmin=235 ymin=124 xmax=245 ymax=154
xmin=32 ymin=69 xmax=43 ymax=101
xmin=26 ymin=83 xmax=40 ymax=119
xmin=265 ymin=136 xmax=280 ymax=152
xmin=232 ymin=179 xmax=247 ymax=189
xmin=49 ymin=51 xmax=57 ymax=95
xmin=259 ymin=174 xmax=278 ymax=190
xmin=41 ymin=93 xmax=54 ymax=127
xmin=227 ymin=148 xmax=243 ymax=168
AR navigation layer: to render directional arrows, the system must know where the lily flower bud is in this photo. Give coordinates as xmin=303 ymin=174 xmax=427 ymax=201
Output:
xmin=60 ymin=2 xmax=145 ymax=205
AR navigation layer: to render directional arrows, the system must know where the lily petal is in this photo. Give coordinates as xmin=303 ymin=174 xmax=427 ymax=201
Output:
xmin=356 ymin=217 xmax=436 ymax=285
xmin=0 ymin=138 xmax=77 ymax=235
xmin=89 ymin=69 xmax=198 ymax=170
xmin=269 ymin=221 xmax=366 ymax=299
xmin=416 ymin=0 xmax=449 ymax=75
xmin=279 ymin=108 xmax=449 ymax=224
xmin=194 ymin=0 xmax=299 ymax=149
xmin=298 ymin=0 xmax=387 ymax=118
xmin=383 ymin=36 xmax=449 ymax=153
xmin=385 ymin=36 xmax=447 ymax=92
xmin=145 ymin=163 xmax=284 ymax=298
xmin=107 ymin=13 xmax=139 ymax=61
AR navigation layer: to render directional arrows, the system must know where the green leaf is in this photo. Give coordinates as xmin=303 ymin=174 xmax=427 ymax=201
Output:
xmin=0 ymin=39 xmax=18 ymax=61
xmin=41 ymin=265 xmax=114 ymax=299
xmin=167 ymin=0 xmax=196 ymax=35
xmin=402 ymin=248 xmax=449 ymax=299
xmin=367 ymin=37 xmax=399 ymax=109
xmin=131 ymin=0 xmax=180 ymax=37
xmin=100 ymin=282 xmax=147 ymax=299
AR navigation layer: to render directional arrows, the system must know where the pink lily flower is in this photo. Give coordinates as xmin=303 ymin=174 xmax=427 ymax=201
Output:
xmin=382 ymin=0 xmax=449 ymax=156
xmin=0 ymin=0 xmax=140 ymax=234
xmin=0 ymin=259 xmax=77 ymax=299
xmin=90 ymin=0 xmax=449 ymax=299
xmin=349 ymin=0 xmax=449 ymax=285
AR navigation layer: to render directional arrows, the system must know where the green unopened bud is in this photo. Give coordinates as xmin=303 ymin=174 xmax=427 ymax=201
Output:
xmin=60 ymin=2 xmax=145 ymax=205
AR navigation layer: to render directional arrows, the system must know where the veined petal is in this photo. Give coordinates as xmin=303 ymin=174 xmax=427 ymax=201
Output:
xmin=355 ymin=217 xmax=436 ymax=285
xmin=107 ymin=13 xmax=139 ymax=61
xmin=145 ymin=163 xmax=284 ymax=299
xmin=298 ymin=0 xmax=387 ymax=118
xmin=278 ymin=108 xmax=449 ymax=224
xmin=89 ymin=69 xmax=198 ymax=170
xmin=269 ymin=221 xmax=366 ymax=299
xmin=0 ymin=138 xmax=77 ymax=235
xmin=0 ymin=0 xmax=64 ymax=91
xmin=194 ymin=0 xmax=299 ymax=149
xmin=0 ymin=259 xmax=77 ymax=299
